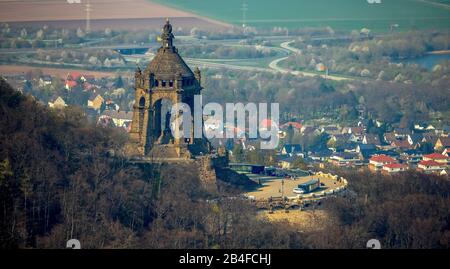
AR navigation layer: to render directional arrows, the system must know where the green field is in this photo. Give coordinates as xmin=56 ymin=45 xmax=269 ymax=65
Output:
xmin=151 ymin=0 xmax=450 ymax=32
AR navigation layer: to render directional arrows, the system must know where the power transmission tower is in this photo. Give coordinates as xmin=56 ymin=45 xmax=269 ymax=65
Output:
xmin=85 ymin=0 xmax=92 ymax=33
xmin=241 ymin=1 xmax=248 ymax=29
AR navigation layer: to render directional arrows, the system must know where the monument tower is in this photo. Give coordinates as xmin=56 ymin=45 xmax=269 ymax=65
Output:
xmin=126 ymin=19 xmax=209 ymax=160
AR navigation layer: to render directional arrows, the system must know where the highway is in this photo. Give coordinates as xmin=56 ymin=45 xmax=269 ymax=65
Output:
xmin=0 ymin=36 xmax=354 ymax=81
xmin=267 ymin=40 xmax=353 ymax=81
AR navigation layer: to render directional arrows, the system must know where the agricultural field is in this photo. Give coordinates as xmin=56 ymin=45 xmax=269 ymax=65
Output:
xmin=152 ymin=0 xmax=450 ymax=32
xmin=0 ymin=0 xmax=228 ymax=30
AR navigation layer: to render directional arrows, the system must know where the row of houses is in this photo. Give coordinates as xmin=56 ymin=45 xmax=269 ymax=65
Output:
xmin=275 ymin=120 xmax=449 ymax=176
xmin=368 ymin=153 xmax=448 ymax=175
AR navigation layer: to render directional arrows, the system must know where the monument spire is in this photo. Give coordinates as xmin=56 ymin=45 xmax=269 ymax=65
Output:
xmin=161 ymin=18 xmax=174 ymax=48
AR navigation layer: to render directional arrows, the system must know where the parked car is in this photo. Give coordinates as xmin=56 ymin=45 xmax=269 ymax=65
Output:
xmin=293 ymin=188 xmax=305 ymax=194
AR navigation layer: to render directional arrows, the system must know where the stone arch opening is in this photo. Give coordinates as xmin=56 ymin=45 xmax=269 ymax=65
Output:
xmin=153 ymin=98 xmax=174 ymax=144
xmin=139 ymin=96 xmax=146 ymax=107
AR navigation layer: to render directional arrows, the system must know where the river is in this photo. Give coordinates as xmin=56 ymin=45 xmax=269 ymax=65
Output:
xmin=397 ymin=52 xmax=450 ymax=70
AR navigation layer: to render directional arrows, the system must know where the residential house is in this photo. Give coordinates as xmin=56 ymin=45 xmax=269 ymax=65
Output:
xmin=308 ymin=149 xmax=333 ymax=162
xmin=38 ymin=75 xmax=52 ymax=87
xmin=422 ymin=133 xmax=439 ymax=146
xmin=65 ymin=80 xmax=77 ymax=90
xmin=48 ymin=96 xmax=67 ymax=109
xmin=391 ymin=139 xmax=411 ymax=150
xmin=417 ymin=160 xmax=446 ymax=174
xmin=329 ymin=152 xmax=362 ymax=167
xmin=320 ymin=125 xmax=341 ymax=136
xmin=369 ymin=155 xmax=397 ymax=171
xmin=425 ymin=125 xmax=436 ymax=131
xmin=278 ymin=156 xmax=298 ymax=169
xmin=281 ymin=144 xmax=303 ymax=156
xmin=382 ymin=163 xmax=408 ymax=174
xmin=356 ymin=144 xmax=377 ymax=160
xmin=393 ymin=128 xmax=410 ymax=138
xmin=442 ymin=148 xmax=450 ymax=157
xmin=97 ymin=114 xmax=115 ymax=128
xmin=407 ymin=134 xmax=423 ymax=148
xmin=67 ymin=72 xmax=91 ymax=82
xmin=329 ymin=133 xmax=351 ymax=141
xmin=67 ymin=72 xmax=82 ymax=81
xmin=434 ymin=137 xmax=450 ymax=152
xmin=105 ymin=99 xmax=119 ymax=111
xmin=87 ymin=94 xmax=105 ymax=111
xmin=343 ymin=127 xmax=364 ymax=142
xmin=343 ymin=126 xmax=364 ymax=136
xmin=328 ymin=133 xmax=352 ymax=150
xmin=362 ymin=134 xmax=381 ymax=146
xmin=384 ymin=132 xmax=397 ymax=144
xmin=100 ymin=110 xmax=133 ymax=129
xmin=422 ymin=153 xmax=448 ymax=165
xmin=399 ymin=151 xmax=423 ymax=166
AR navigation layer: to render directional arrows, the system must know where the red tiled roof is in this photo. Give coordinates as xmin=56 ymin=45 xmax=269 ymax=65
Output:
xmin=68 ymin=72 xmax=82 ymax=80
xmin=419 ymin=160 xmax=445 ymax=167
xmin=423 ymin=153 xmax=448 ymax=160
xmin=370 ymin=155 xmax=396 ymax=163
xmin=65 ymin=80 xmax=77 ymax=88
xmin=383 ymin=163 xmax=407 ymax=169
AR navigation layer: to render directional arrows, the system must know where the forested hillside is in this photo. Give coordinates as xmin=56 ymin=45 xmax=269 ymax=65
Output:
xmin=1 ymin=79 xmax=449 ymax=249
xmin=0 ymin=79 xmax=299 ymax=248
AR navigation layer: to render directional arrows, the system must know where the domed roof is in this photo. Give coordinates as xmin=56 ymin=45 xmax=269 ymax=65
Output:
xmin=145 ymin=19 xmax=194 ymax=78
xmin=146 ymin=48 xmax=194 ymax=78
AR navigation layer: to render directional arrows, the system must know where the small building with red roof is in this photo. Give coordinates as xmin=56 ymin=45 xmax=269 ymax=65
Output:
xmin=423 ymin=153 xmax=448 ymax=165
xmin=369 ymin=154 xmax=397 ymax=171
xmin=67 ymin=72 xmax=82 ymax=81
xmin=382 ymin=163 xmax=408 ymax=174
xmin=417 ymin=160 xmax=446 ymax=174
xmin=65 ymin=80 xmax=78 ymax=90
